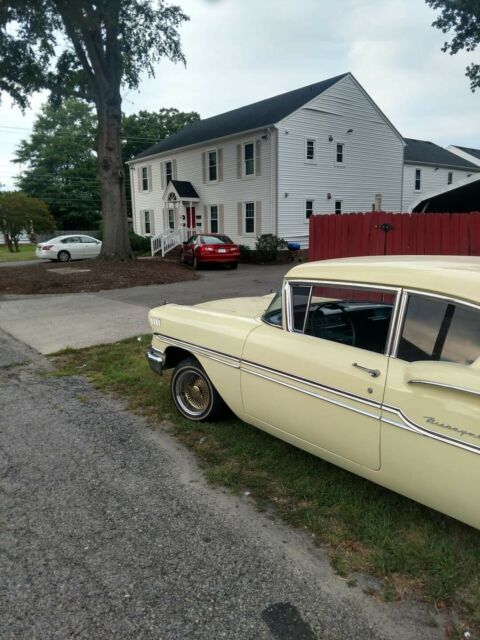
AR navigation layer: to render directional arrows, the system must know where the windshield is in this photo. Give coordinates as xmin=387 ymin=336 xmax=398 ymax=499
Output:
xmin=262 ymin=290 xmax=283 ymax=327
xmin=200 ymin=235 xmax=233 ymax=245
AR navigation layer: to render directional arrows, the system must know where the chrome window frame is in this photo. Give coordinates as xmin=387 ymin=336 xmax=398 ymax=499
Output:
xmin=285 ymin=279 xmax=402 ymax=357
xmin=390 ymin=288 xmax=480 ymax=361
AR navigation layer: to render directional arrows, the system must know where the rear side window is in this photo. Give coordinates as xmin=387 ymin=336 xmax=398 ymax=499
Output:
xmin=397 ymin=294 xmax=480 ymax=365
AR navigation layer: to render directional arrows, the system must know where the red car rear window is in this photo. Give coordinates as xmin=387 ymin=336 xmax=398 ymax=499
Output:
xmin=200 ymin=235 xmax=234 ymax=245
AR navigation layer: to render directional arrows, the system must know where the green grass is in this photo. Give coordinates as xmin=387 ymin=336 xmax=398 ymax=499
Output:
xmin=53 ymin=337 xmax=480 ymax=628
xmin=0 ymin=243 xmax=37 ymax=262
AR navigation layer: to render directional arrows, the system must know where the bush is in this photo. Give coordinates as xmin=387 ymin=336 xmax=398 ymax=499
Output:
xmin=239 ymin=244 xmax=253 ymax=262
xmin=128 ymin=231 xmax=151 ymax=254
xmin=255 ymin=234 xmax=287 ymax=262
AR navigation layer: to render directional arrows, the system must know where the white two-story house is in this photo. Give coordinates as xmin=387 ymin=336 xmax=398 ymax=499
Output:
xmin=403 ymin=138 xmax=480 ymax=211
xmin=127 ymin=72 xmax=406 ymax=254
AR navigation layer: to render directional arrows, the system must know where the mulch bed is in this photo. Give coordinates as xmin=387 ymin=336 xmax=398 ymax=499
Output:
xmin=0 ymin=258 xmax=198 ymax=295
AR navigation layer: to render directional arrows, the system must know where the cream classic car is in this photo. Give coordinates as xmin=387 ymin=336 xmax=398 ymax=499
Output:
xmin=147 ymin=256 xmax=480 ymax=529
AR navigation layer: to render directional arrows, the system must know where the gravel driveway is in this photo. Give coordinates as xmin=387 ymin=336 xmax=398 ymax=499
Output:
xmin=0 ymin=332 xmax=447 ymax=639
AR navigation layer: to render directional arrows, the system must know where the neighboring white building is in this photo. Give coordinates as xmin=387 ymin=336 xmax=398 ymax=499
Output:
xmin=447 ymin=145 xmax=480 ymax=168
xmin=402 ymin=139 xmax=480 ymax=211
xmin=127 ymin=72 xmax=405 ymax=253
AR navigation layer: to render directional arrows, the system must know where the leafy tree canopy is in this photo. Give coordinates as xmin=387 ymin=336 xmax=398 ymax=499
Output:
xmin=0 ymin=191 xmax=54 ymax=251
xmin=0 ymin=1 xmax=189 ymax=260
xmin=14 ymin=98 xmax=101 ymax=230
xmin=426 ymin=0 xmax=480 ymax=91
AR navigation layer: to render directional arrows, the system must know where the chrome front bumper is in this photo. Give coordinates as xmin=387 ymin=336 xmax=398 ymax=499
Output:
xmin=146 ymin=347 xmax=165 ymax=375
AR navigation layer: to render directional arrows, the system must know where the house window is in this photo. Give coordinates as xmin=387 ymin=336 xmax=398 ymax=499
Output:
xmin=141 ymin=166 xmax=149 ymax=191
xmin=165 ymin=161 xmax=173 ymax=185
xmin=144 ymin=210 xmax=151 ymax=235
xmin=210 ymin=205 xmax=219 ymax=233
xmin=306 ymin=139 xmax=316 ymax=161
xmin=415 ymin=168 xmax=421 ymax=191
xmin=336 ymin=143 xmax=344 ymax=164
xmin=208 ymin=150 xmax=217 ymax=182
xmin=305 ymin=200 xmax=314 ymax=219
xmin=244 ymin=142 xmax=255 ymax=176
xmin=447 ymin=171 xmax=453 ymax=185
xmin=334 ymin=200 xmax=342 ymax=215
xmin=168 ymin=209 xmax=175 ymax=230
xmin=245 ymin=202 xmax=255 ymax=234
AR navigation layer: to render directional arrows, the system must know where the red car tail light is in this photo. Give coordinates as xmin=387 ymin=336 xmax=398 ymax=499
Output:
xmin=200 ymin=246 xmax=214 ymax=253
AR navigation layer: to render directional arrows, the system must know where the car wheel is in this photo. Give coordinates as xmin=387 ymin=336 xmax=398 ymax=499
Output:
xmin=171 ymin=357 xmax=226 ymax=422
xmin=57 ymin=250 xmax=70 ymax=263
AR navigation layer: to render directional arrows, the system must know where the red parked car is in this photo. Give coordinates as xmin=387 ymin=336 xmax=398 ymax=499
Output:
xmin=180 ymin=234 xmax=240 ymax=270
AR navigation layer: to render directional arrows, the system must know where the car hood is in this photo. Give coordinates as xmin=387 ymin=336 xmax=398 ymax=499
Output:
xmin=194 ymin=293 xmax=274 ymax=318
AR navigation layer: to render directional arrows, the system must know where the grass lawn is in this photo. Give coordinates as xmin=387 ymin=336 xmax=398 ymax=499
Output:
xmin=54 ymin=337 xmax=480 ymax=631
xmin=0 ymin=243 xmax=37 ymax=262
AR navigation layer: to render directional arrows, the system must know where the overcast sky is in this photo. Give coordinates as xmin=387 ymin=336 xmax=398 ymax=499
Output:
xmin=1 ymin=0 xmax=479 ymax=188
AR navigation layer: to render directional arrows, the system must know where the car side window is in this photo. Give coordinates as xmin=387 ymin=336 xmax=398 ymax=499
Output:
xmin=397 ymin=294 xmax=480 ymax=365
xmin=186 ymin=236 xmax=196 ymax=245
xmin=290 ymin=283 xmax=395 ymax=354
xmin=65 ymin=236 xmax=81 ymax=243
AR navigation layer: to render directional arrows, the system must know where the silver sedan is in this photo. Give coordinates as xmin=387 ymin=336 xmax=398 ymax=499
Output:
xmin=36 ymin=235 xmax=102 ymax=262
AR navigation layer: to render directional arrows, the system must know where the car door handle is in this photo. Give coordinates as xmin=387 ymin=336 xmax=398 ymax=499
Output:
xmin=352 ymin=363 xmax=381 ymax=378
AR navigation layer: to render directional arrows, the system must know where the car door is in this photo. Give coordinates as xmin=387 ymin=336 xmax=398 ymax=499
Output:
xmin=383 ymin=291 xmax=480 ymax=453
xmin=80 ymin=236 xmax=99 ymax=258
xmin=183 ymin=235 xmax=196 ymax=262
xmin=241 ymin=281 xmax=398 ymax=470
xmin=62 ymin=236 xmax=83 ymax=259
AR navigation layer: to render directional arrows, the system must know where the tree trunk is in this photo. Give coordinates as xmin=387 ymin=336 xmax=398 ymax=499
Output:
xmin=4 ymin=233 xmax=13 ymax=253
xmin=96 ymin=92 xmax=133 ymax=261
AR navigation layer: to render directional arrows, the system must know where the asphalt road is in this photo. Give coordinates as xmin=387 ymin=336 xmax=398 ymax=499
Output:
xmin=0 ymin=332 xmax=448 ymax=640
xmin=0 ymin=263 xmax=290 ymax=354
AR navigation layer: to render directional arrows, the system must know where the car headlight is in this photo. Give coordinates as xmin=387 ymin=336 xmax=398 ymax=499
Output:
xmin=150 ymin=316 xmax=161 ymax=329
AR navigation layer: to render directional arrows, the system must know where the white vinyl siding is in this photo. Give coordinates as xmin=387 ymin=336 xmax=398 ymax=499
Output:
xmin=403 ymin=164 xmax=473 ymax=210
xmin=276 ymin=73 xmax=404 ymax=242
xmin=130 ymin=132 xmax=273 ymax=246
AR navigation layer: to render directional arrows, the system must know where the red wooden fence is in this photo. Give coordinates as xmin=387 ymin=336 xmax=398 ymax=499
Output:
xmin=308 ymin=211 xmax=480 ymax=262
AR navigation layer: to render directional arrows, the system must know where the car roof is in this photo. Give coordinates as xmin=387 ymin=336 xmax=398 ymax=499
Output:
xmin=286 ymin=256 xmax=480 ymax=305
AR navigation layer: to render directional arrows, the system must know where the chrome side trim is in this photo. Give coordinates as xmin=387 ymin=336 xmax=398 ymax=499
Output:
xmin=408 ymin=379 xmax=480 ymax=398
xmin=241 ymin=359 xmax=382 ymax=409
xmin=243 ymin=368 xmax=381 ymax=420
xmin=381 ymin=406 xmax=480 ymax=455
xmin=153 ymin=333 xmax=241 ymax=369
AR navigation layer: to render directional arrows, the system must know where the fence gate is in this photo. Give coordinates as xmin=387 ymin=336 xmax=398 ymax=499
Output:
xmin=308 ymin=211 xmax=480 ymax=262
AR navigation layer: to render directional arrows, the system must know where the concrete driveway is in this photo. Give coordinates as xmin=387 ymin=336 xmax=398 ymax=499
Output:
xmin=0 ymin=264 xmax=290 ymax=354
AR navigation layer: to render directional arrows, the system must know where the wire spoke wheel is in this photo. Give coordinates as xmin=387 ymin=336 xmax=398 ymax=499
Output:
xmin=175 ymin=369 xmax=211 ymax=417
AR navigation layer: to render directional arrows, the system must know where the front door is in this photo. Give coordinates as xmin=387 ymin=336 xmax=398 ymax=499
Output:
xmin=241 ymin=283 xmax=397 ymax=470
xmin=186 ymin=207 xmax=196 ymax=231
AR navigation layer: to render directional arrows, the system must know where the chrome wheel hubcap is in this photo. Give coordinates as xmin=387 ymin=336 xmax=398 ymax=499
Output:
xmin=175 ymin=370 xmax=210 ymax=416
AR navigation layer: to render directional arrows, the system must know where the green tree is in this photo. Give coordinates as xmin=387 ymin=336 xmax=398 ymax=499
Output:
xmin=426 ymin=0 xmax=480 ymax=91
xmin=0 ymin=1 xmax=188 ymax=260
xmin=15 ymin=99 xmax=101 ymax=230
xmin=0 ymin=192 xmax=54 ymax=252
xmin=122 ymin=108 xmax=200 ymax=213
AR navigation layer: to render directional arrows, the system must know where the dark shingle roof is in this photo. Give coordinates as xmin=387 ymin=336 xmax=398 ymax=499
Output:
xmin=133 ymin=73 xmax=349 ymax=160
xmin=170 ymin=180 xmax=199 ymax=198
xmin=454 ymin=145 xmax=480 ymax=161
xmin=404 ymin=138 xmax=480 ymax=171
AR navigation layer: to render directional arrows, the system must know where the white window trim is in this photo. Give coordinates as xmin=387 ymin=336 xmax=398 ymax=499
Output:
xmin=334 ymin=199 xmax=343 ymax=215
xmin=143 ymin=209 xmax=152 ymax=236
xmin=334 ymin=141 xmax=345 ymax=166
xmin=244 ymin=201 xmax=255 ymax=235
xmin=141 ymin=166 xmax=149 ymax=192
xmin=304 ymin=198 xmax=315 ymax=224
xmin=305 ymin=137 xmax=317 ymax=164
xmin=242 ymin=141 xmax=255 ymax=179
xmin=209 ymin=204 xmax=219 ymax=233
xmin=414 ymin=168 xmax=422 ymax=192
xmin=167 ymin=208 xmax=175 ymax=231
xmin=207 ymin=148 xmax=218 ymax=184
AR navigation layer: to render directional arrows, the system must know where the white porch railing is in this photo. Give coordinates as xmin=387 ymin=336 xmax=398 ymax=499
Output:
xmin=151 ymin=227 xmax=193 ymax=257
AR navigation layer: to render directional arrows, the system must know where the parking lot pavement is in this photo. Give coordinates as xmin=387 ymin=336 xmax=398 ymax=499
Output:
xmin=0 ymin=264 xmax=290 ymax=354
xmin=0 ymin=331 xmax=446 ymax=639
